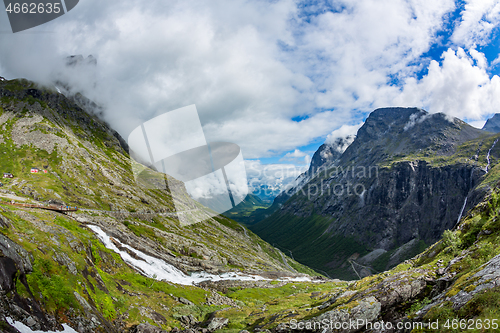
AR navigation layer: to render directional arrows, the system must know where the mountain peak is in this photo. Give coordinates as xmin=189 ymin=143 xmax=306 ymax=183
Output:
xmin=309 ymin=135 xmax=355 ymax=173
xmin=483 ymin=113 xmax=500 ymax=133
xmin=341 ymin=107 xmax=484 ymax=165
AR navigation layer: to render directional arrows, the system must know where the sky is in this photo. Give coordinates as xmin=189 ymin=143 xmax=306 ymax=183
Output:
xmin=1 ymin=0 xmax=500 ymax=193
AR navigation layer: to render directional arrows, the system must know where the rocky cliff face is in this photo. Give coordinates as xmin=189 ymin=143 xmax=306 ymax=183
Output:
xmin=251 ymin=107 xmax=499 ymax=279
xmin=483 ymin=113 xmax=500 ymax=133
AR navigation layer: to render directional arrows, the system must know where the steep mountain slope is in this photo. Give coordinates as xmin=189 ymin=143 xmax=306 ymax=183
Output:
xmin=251 ymin=107 xmax=499 ymax=280
xmin=0 ymin=78 xmax=316 ymax=332
xmin=483 ymin=113 xmax=500 ymax=133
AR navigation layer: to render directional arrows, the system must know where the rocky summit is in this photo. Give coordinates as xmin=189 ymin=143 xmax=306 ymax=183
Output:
xmin=483 ymin=113 xmax=500 ymax=133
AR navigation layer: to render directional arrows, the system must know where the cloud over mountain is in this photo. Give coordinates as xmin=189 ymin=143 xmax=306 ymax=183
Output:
xmin=0 ymin=0 xmax=499 ymax=162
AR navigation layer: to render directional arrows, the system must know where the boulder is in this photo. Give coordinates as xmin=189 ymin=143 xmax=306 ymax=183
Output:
xmin=130 ymin=323 xmax=167 ymax=333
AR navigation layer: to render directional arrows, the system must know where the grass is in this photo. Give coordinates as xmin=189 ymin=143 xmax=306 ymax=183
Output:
xmin=222 ymin=194 xmax=272 ymax=223
xmin=222 ymin=281 xmax=347 ymax=330
xmin=251 ymin=213 xmax=367 ymax=279
xmin=417 ymin=287 xmax=500 ymax=333
xmin=380 ymin=132 xmax=500 ymax=169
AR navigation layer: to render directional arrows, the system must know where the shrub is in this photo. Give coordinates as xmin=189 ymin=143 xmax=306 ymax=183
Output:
xmin=443 ymin=230 xmax=462 ymax=255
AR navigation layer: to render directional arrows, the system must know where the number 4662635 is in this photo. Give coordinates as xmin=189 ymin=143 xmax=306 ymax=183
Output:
xmin=443 ymin=319 xmax=498 ymax=330
xmin=5 ymin=2 xmax=61 ymax=14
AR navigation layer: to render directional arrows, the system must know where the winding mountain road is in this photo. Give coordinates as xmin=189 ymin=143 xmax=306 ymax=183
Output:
xmin=279 ymin=251 xmax=296 ymax=272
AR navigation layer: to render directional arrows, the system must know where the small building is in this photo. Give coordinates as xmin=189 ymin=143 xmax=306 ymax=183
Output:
xmin=3 ymin=173 xmax=13 ymax=178
xmin=30 ymin=168 xmax=39 ymax=173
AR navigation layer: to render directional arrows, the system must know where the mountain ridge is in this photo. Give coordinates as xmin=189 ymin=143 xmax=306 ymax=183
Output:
xmin=483 ymin=113 xmax=500 ymax=133
xmin=249 ymin=107 xmax=499 ymax=279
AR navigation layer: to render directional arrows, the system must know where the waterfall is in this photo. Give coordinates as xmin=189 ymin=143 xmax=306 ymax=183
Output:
xmin=456 ymin=197 xmax=467 ymax=226
xmin=485 ymin=138 xmax=499 ymax=173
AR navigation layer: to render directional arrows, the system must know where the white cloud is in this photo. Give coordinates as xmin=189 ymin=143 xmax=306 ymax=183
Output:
xmin=0 ymin=0 xmax=460 ymax=161
xmin=452 ymin=0 xmax=500 ymax=47
xmin=468 ymin=119 xmax=487 ymax=129
xmin=279 ymin=149 xmax=312 ymax=165
xmin=395 ymin=48 xmax=500 ymax=121
xmin=0 ymin=0 xmax=311 ymax=154
xmin=493 ymin=55 xmax=500 ymax=66
xmin=3 ymin=0 xmax=500 ymax=166
xmin=285 ymin=0 xmax=456 ymax=111
xmin=245 ymin=160 xmax=306 ymax=194
xmin=325 ymin=123 xmax=363 ymax=145
xmin=203 ymin=110 xmax=350 ymax=158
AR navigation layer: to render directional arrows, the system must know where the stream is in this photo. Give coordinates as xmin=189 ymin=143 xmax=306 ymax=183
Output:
xmin=456 ymin=197 xmax=468 ymax=226
xmin=87 ymin=225 xmax=313 ymax=285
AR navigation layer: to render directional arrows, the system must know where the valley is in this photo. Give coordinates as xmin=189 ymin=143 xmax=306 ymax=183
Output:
xmin=0 ymin=78 xmax=499 ymax=333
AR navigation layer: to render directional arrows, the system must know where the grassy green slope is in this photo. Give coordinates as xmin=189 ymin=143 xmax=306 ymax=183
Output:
xmin=222 ymin=194 xmax=271 ymax=223
xmin=251 ymin=212 xmax=369 ymax=279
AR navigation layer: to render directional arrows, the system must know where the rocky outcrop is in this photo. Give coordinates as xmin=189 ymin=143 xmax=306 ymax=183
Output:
xmin=130 ymin=323 xmax=168 ymax=333
xmin=0 ymin=233 xmax=61 ymax=332
xmin=308 ymin=140 xmax=346 ymax=174
xmin=417 ymin=253 xmax=500 ymax=318
xmin=0 ymin=233 xmax=33 ymax=285
xmin=0 ymin=80 xmax=127 ymax=155
xmin=296 ymin=296 xmax=381 ymax=333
